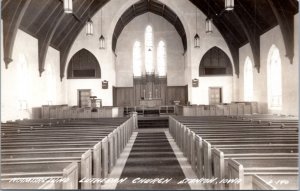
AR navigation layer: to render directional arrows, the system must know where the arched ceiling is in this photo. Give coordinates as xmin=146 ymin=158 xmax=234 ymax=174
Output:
xmin=112 ymin=0 xmax=187 ymax=53
xmin=190 ymin=0 xmax=298 ymax=75
xmin=2 ymin=0 xmax=109 ymax=79
xmin=1 ymin=0 xmax=298 ymax=79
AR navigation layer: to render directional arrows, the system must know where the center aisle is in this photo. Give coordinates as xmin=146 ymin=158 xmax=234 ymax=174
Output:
xmin=116 ymin=131 xmax=191 ymax=190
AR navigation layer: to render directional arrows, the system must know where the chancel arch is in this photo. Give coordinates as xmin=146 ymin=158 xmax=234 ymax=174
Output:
xmin=0 ymin=1 xmax=299 ymax=190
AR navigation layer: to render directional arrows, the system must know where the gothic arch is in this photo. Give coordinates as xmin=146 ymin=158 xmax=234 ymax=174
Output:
xmin=67 ymin=49 xmax=101 ymax=79
xmin=199 ymin=47 xmax=233 ymax=76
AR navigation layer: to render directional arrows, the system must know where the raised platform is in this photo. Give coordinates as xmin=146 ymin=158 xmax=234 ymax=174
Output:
xmin=124 ymin=106 xmax=176 ymax=116
xmin=138 ymin=116 xmax=169 ymax=128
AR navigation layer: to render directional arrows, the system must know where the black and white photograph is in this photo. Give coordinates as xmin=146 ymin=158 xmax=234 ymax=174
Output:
xmin=0 ymin=0 xmax=299 ymax=190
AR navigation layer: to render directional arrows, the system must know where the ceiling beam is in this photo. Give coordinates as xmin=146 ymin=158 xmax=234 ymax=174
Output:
xmin=204 ymin=2 xmax=241 ymax=75
xmin=37 ymin=7 xmax=64 ymax=76
xmin=2 ymin=0 xmax=31 ymax=68
xmin=162 ymin=4 xmax=165 ymax=16
xmin=51 ymin=0 xmax=88 ymax=46
xmin=24 ymin=0 xmax=53 ymax=32
xmin=60 ymin=0 xmax=110 ymax=80
xmin=60 ymin=22 xmax=84 ymax=80
xmin=133 ymin=4 xmax=136 ymax=16
xmin=234 ymin=2 xmax=261 ymax=72
xmin=1 ymin=0 xmax=10 ymax=10
xmin=34 ymin=1 xmax=61 ymax=36
xmin=56 ymin=0 xmax=94 ymax=48
xmin=237 ymin=1 xmax=264 ymax=32
xmin=204 ymin=0 xmax=242 ymax=45
xmin=213 ymin=18 xmax=240 ymax=76
xmin=267 ymin=0 xmax=295 ymax=64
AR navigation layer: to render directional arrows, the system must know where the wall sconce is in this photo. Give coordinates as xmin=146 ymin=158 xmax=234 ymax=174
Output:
xmin=102 ymin=80 xmax=108 ymax=89
xmin=192 ymin=78 xmax=199 ymax=87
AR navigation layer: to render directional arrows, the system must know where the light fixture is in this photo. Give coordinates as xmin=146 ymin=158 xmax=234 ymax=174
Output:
xmin=194 ymin=34 xmax=200 ymax=48
xmin=86 ymin=18 xmax=93 ymax=36
xmin=194 ymin=8 xmax=200 ymax=48
xmin=99 ymin=9 xmax=105 ymax=49
xmin=63 ymin=0 xmax=73 ymax=14
xmin=225 ymin=0 xmax=234 ymax=11
xmin=205 ymin=18 xmax=213 ymax=33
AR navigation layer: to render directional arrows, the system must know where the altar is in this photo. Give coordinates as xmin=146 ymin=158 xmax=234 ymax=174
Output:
xmin=139 ymin=99 xmax=162 ymax=107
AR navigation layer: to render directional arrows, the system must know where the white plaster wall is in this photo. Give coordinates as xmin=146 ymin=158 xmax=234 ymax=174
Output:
xmin=238 ymin=13 xmax=299 ymax=116
xmin=192 ymin=76 xmax=233 ymax=105
xmin=65 ymin=0 xmax=140 ymax=106
xmin=1 ymin=28 xmax=66 ymax=122
xmin=115 ymin=13 xmax=185 ymax=87
xmin=66 ymin=79 xmax=111 ymax=106
xmin=159 ymin=0 xmax=237 ymax=103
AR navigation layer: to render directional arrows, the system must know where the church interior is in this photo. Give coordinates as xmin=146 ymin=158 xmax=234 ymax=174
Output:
xmin=1 ymin=0 xmax=299 ymax=190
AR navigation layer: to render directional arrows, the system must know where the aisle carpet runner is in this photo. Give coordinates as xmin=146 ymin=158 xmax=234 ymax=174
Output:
xmin=116 ymin=132 xmax=190 ymax=190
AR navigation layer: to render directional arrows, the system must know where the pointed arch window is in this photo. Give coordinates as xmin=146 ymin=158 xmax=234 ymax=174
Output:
xmin=157 ymin=41 xmax=166 ymax=77
xmin=145 ymin=25 xmax=153 ymax=74
xmin=244 ymin=57 xmax=253 ymax=101
xmin=267 ymin=45 xmax=282 ymax=109
xmin=133 ymin=41 xmax=142 ymax=77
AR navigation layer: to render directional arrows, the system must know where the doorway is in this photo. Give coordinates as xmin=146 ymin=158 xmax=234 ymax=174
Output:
xmin=209 ymin=87 xmax=222 ymax=105
xmin=78 ymin=89 xmax=91 ymax=107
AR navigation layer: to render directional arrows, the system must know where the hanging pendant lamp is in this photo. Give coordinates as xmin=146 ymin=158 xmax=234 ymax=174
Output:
xmin=63 ymin=0 xmax=73 ymax=14
xmin=86 ymin=18 xmax=93 ymax=36
xmin=205 ymin=18 xmax=213 ymax=33
xmin=194 ymin=8 xmax=200 ymax=48
xmin=225 ymin=0 xmax=234 ymax=11
xmin=99 ymin=9 xmax=105 ymax=49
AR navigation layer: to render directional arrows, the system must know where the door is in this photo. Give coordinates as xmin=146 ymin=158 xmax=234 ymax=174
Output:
xmin=78 ymin=89 xmax=91 ymax=107
xmin=209 ymin=87 xmax=222 ymax=105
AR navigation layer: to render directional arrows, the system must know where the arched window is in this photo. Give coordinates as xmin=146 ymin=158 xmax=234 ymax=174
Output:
xmin=133 ymin=41 xmax=142 ymax=77
xmin=157 ymin=41 xmax=166 ymax=77
xmin=244 ymin=57 xmax=253 ymax=101
xmin=267 ymin=45 xmax=282 ymax=109
xmin=145 ymin=25 xmax=153 ymax=74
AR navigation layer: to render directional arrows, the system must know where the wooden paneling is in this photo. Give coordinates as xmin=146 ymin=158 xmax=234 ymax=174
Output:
xmin=113 ymin=87 xmax=134 ymax=107
xmin=166 ymin=86 xmax=188 ymax=106
xmin=114 ymin=85 xmax=186 ymax=107
xmin=133 ymin=77 xmax=167 ymax=106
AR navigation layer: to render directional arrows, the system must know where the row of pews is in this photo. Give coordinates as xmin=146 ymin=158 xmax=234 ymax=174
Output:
xmin=1 ymin=115 xmax=137 ymax=189
xmin=178 ymin=102 xmax=258 ymax=116
xmin=36 ymin=105 xmax=122 ymax=119
xmin=169 ymin=114 xmax=298 ymax=190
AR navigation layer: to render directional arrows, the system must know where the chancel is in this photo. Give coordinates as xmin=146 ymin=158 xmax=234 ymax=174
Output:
xmin=1 ymin=0 xmax=299 ymax=190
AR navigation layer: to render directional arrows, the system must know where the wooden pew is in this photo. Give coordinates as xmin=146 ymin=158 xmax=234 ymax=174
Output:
xmin=212 ymin=149 xmax=298 ymax=189
xmin=1 ymin=116 xmax=135 ymax=190
xmin=168 ymin=116 xmax=298 ymax=181
xmin=252 ymin=174 xmax=298 ymax=190
xmin=1 ymin=162 xmax=79 ymax=189
xmin=227 ymin=158 xmax=298 ymax=190
xmin=2 ymin=149 xmax=92 ymax=189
